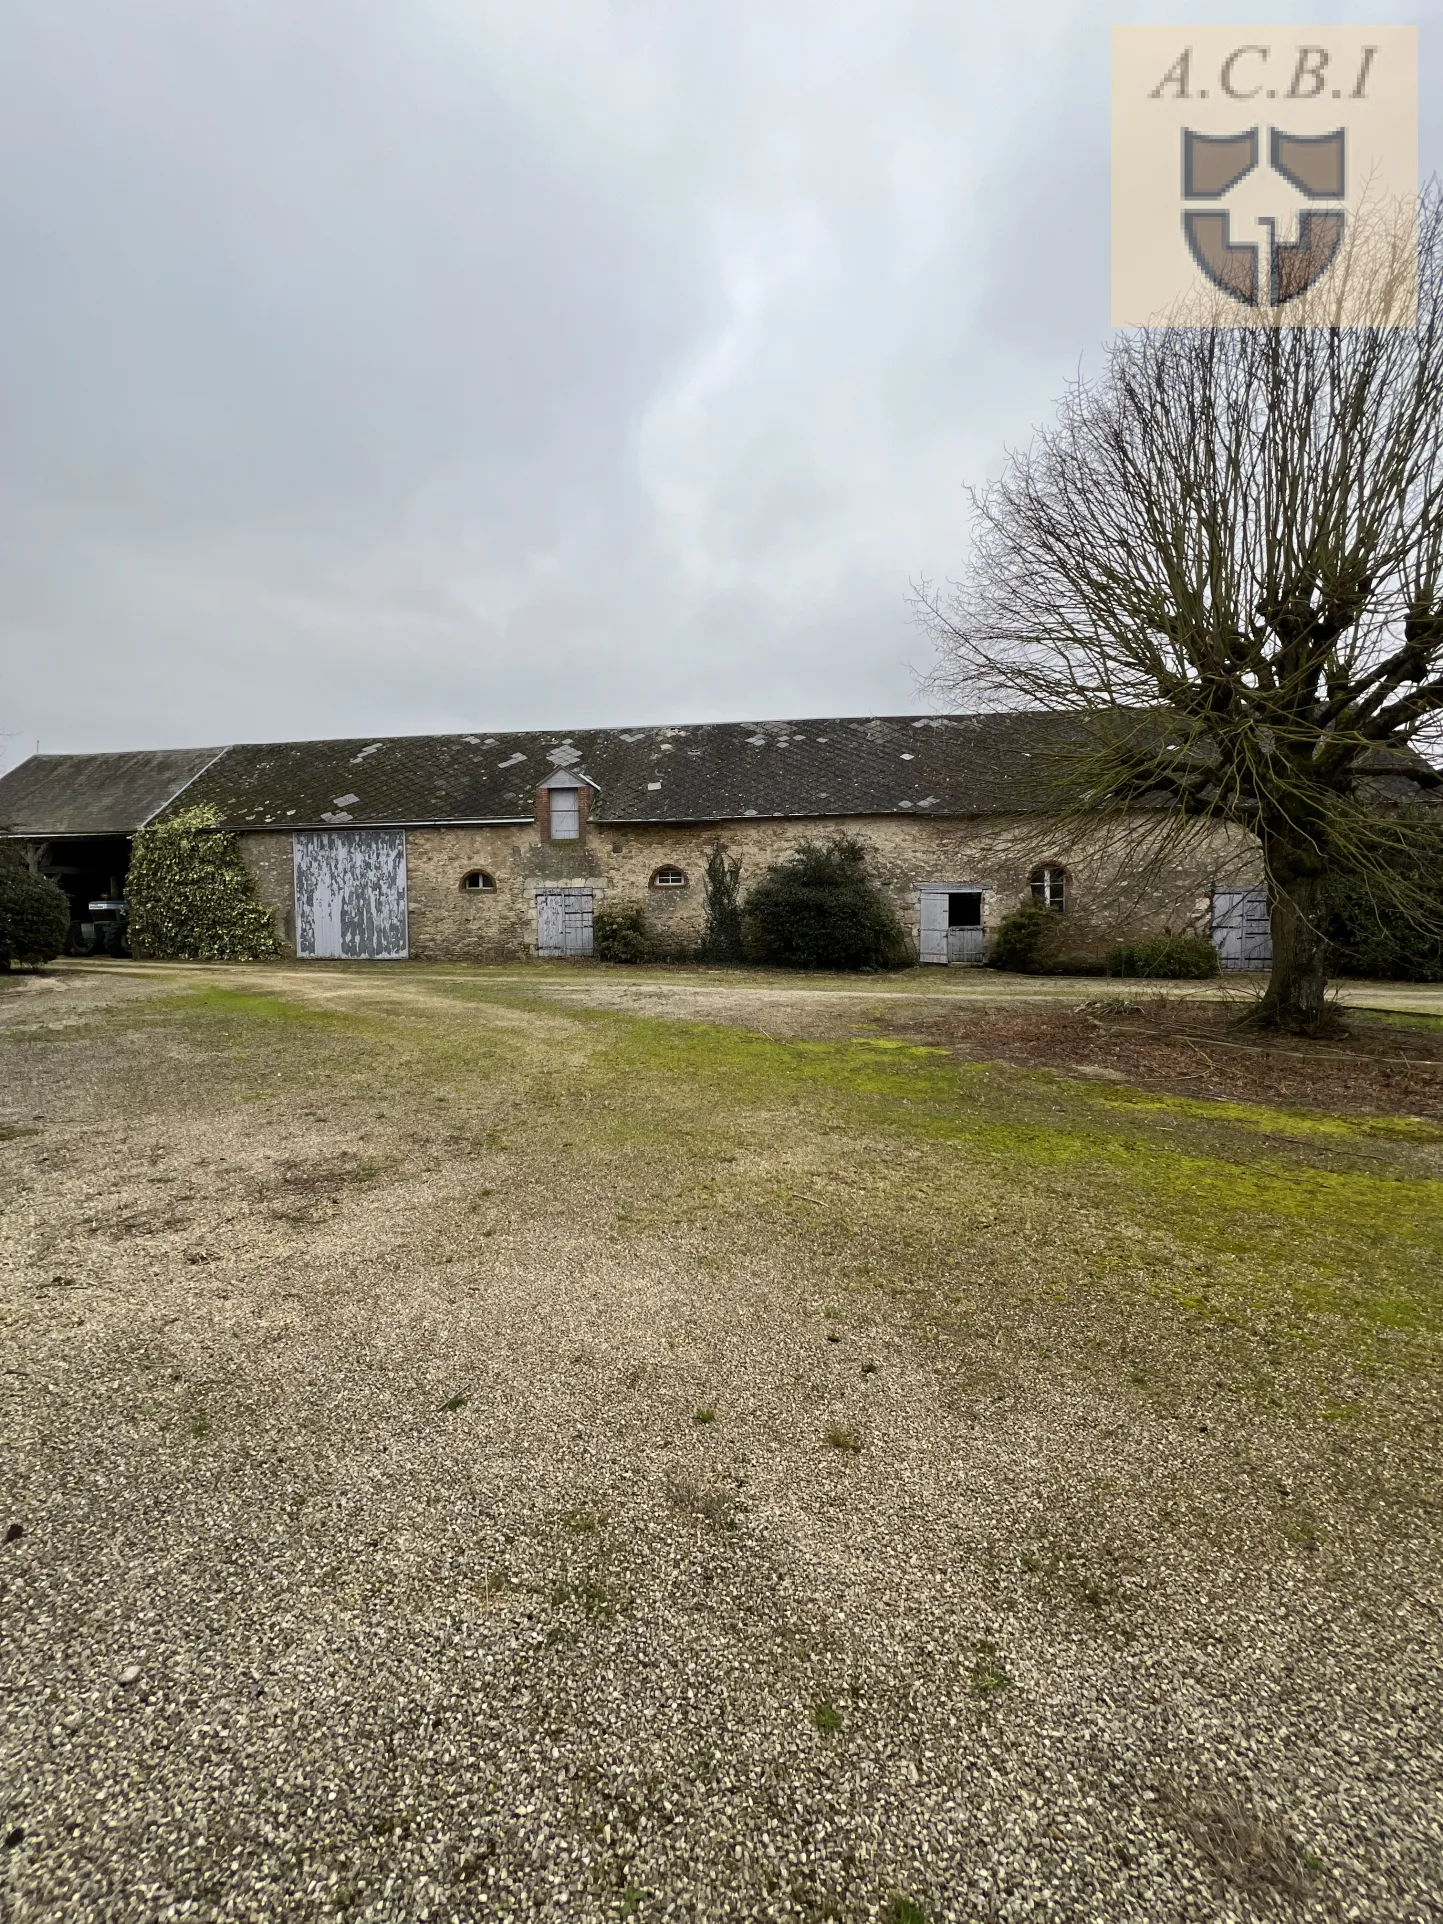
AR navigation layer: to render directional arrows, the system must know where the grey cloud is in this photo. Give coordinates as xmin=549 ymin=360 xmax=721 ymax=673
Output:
xmin=1 ymin=1 xmax=1437 ymax=760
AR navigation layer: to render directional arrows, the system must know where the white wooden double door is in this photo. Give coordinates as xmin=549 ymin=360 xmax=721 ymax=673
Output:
xmin=1211 ymin=886 xmax=1272 ymax=971
xmin=536 ymin=889 xmax=594 ymax=958
xmin=294 ymin=831 xmax=409 ymax=960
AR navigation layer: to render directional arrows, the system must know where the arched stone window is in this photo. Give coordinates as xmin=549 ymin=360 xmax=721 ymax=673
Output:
xmin=650 ymin=866 xmax=688 ymax=889
xmin=461 ymin=870 xmax=497 ymax=893
xmin=1031 ymin=865 xmax=1068 ymax=912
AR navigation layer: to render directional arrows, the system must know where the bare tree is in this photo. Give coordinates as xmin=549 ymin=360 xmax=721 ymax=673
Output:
xmin=917 ymin=188 xmax=1443 ymax=1033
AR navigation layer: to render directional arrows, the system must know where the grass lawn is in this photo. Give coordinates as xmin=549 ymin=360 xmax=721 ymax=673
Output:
xmin=1 ymin=959 xmax=1440 ymax=1922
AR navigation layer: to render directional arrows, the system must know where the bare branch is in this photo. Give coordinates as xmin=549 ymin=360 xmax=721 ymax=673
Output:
xmin=916 ymin=184 xmax=1443 ymax=1032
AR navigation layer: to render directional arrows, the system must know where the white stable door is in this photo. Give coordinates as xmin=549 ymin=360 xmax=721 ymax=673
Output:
xmin=919 ymin=884 xmax=986 ymax=965
xmin=1211 ymin=886 xmax=1272 ymax=971
xmin=536 ymin=889 xmax=594 ymax=957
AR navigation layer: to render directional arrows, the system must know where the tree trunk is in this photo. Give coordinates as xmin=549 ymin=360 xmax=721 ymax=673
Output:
xmin=1259 ymin=871 xmax=1330 ymax=1033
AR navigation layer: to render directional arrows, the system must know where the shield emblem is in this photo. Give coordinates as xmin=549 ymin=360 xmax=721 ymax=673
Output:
xmin=1181 ymin=125 xmax=1347 ymax=309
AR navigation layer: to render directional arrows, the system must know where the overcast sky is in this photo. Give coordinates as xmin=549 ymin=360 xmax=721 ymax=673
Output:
xmin=2 ymin=1 xmax=1439 ymax=762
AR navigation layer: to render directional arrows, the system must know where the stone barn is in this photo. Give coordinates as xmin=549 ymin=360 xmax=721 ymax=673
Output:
xmin=0 ymin=714 xmax=1269 ymax=966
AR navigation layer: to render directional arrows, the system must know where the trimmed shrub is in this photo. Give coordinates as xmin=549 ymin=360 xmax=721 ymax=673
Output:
xmin=741 ymin=836 xmax=911 ymax=971
xmin=988 ymin=904 xmax=1062 ymax=973
xmin=700 ymin=843 xmax=744 ymax=962
xmin=594 ymin=900 xmax=649 ymax=963
xmin=126 ymin=807 xmax=279 ymax=961
xmin=1106 ymin=932 xmax=1221 ymax=979
xmin=0 ymin=868 xmax=70 ymax=969
xmin=1326 ymin=860 xmax=1443 ymax=982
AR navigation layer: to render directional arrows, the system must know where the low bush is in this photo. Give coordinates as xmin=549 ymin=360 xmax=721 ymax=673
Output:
xmin=1326 ymin=861 xmax=1443 ymax=981
xmin=1106 ymin=932 xmax=1220 ymax=979
xmin=741 ymin=836 xmax=911 ymax=971
xmin=126 ymin=806 xmax=279 ymax=961
xmin=989 ymin=904 xmax=1062 ymax=973
xmin=0 ymin=868 xmax=70 ymax=969
xmin=594 ymin=900 xmax=649 ymax=963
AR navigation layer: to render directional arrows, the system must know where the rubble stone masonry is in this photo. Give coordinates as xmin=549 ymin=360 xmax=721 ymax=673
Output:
xmin=239 ymin=813 xmax=1260 ymax=962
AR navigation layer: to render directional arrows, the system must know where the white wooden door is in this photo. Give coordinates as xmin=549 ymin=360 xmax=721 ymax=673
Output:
xmin=919 ymin=888 xmax=949 ymax=964
xmin=294 ymin=831 xmax=408 ymax=960
xmin=1212 ymin=886 xmax=1272 ymax=970
xmin=946 ymin=926 xmax=986 ymax=964
xmin=919 ymin=885 xmax=986 ymax=965
xmin=536 ymin=889 xmax=594 ymax=957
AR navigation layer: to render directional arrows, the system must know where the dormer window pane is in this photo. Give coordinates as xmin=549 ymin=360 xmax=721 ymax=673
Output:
xmin=550 ymin=790 xmax=580 ymax=839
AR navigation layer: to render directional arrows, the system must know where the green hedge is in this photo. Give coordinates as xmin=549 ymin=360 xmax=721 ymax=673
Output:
xmin=126 ymin=806 xmax=279 ymax=961
xmin=1326 ymin=862 xmax=1443 ymax=982
xmin=991 ymin=904 xmax=1210 ymax=977
xmin=988 ymin=904 xmax=1061 ymax=973
xmin=594 ymin=900 xmax=649 ymax=963
xmin=741 ymin=837 xmax=911 ymax=971
xmin=0 ymin=868 xmax=70 ymax=969
xmin=1106 ymin=932 xmax=1220 ymax=979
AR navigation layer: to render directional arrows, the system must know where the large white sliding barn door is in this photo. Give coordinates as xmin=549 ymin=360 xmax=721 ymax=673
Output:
xmin=294 ymin=831 xmax=408 ymax=960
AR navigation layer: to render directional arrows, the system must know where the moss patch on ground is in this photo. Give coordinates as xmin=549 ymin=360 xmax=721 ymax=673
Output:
xmin=118 ymin=972 xmax=1440 ymax=1390
xmin=16 ymin=964 xmax=1440 ymax=1424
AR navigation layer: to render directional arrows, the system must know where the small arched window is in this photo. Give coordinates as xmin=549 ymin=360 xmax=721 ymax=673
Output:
xmin=461 ymin=870 xmax=497 ymax=893
xmin=650 ymin=865 xmax=688 ymax=889
xmin=1031 ymin=865 xmax=1068 ymax=912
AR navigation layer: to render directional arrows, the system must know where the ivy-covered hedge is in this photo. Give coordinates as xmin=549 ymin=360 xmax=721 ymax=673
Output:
xmin=126 ymin=806 xmax=280 ymax=961
xmin=988 ymin=904 xmax=1061 ymax=973
xmin=1326 ymin=842 xmax=1443 ymax=981
xmin=987 ymin=904 xmax=1105 ymax=975
xmin=0 ymin=868 xmax=70 ymax=969
xmin=700 ymin=843 xmax=744 ymax=962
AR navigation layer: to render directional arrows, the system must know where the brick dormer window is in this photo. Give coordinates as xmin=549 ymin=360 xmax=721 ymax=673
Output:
xmin=537 ymin=769 xmax=595 ymax=842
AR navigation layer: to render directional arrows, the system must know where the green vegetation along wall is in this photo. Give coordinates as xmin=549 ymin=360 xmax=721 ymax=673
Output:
xmin=126 ymin=807 xmax=280 ymax=961
xmin=1326 ymin=828 xmax=1443 ymax=981
xmin=0 ymin=868 xmax=70 ymax=969
xmin=742 ymin=836 xmax=912 ymax=971
xmin=594 ymin=900 xmax=649 ymax=962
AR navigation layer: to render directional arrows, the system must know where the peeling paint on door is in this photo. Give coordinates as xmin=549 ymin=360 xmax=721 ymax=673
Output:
xmin=536 ymin=889 xmax=594 ymax=958
xmin=294 ymin=831 xmax=408 ymax=960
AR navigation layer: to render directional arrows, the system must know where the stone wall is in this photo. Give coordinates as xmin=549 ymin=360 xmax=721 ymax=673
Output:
xmin=237 ymin=833 xmax=297 ymax=953
xmin=238 ymin=812 xmax=1261 ymax=962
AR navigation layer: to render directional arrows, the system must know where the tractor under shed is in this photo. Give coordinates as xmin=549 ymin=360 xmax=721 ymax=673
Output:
xmin=0 ymin=747 xmax=223 ymax=953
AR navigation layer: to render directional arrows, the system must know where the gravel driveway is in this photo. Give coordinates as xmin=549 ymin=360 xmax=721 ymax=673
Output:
xmin=1 ymin=962 xmax=1439 ymax=1922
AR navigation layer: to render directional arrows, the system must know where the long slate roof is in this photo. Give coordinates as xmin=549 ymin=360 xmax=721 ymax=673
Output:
xmin=6 ymin=719 xmax=1436 ymax=839
xmin=0 ymin=747 xmax=224 ymax=838
xmin=157 ymin=715 xmax=1066 ymax=829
